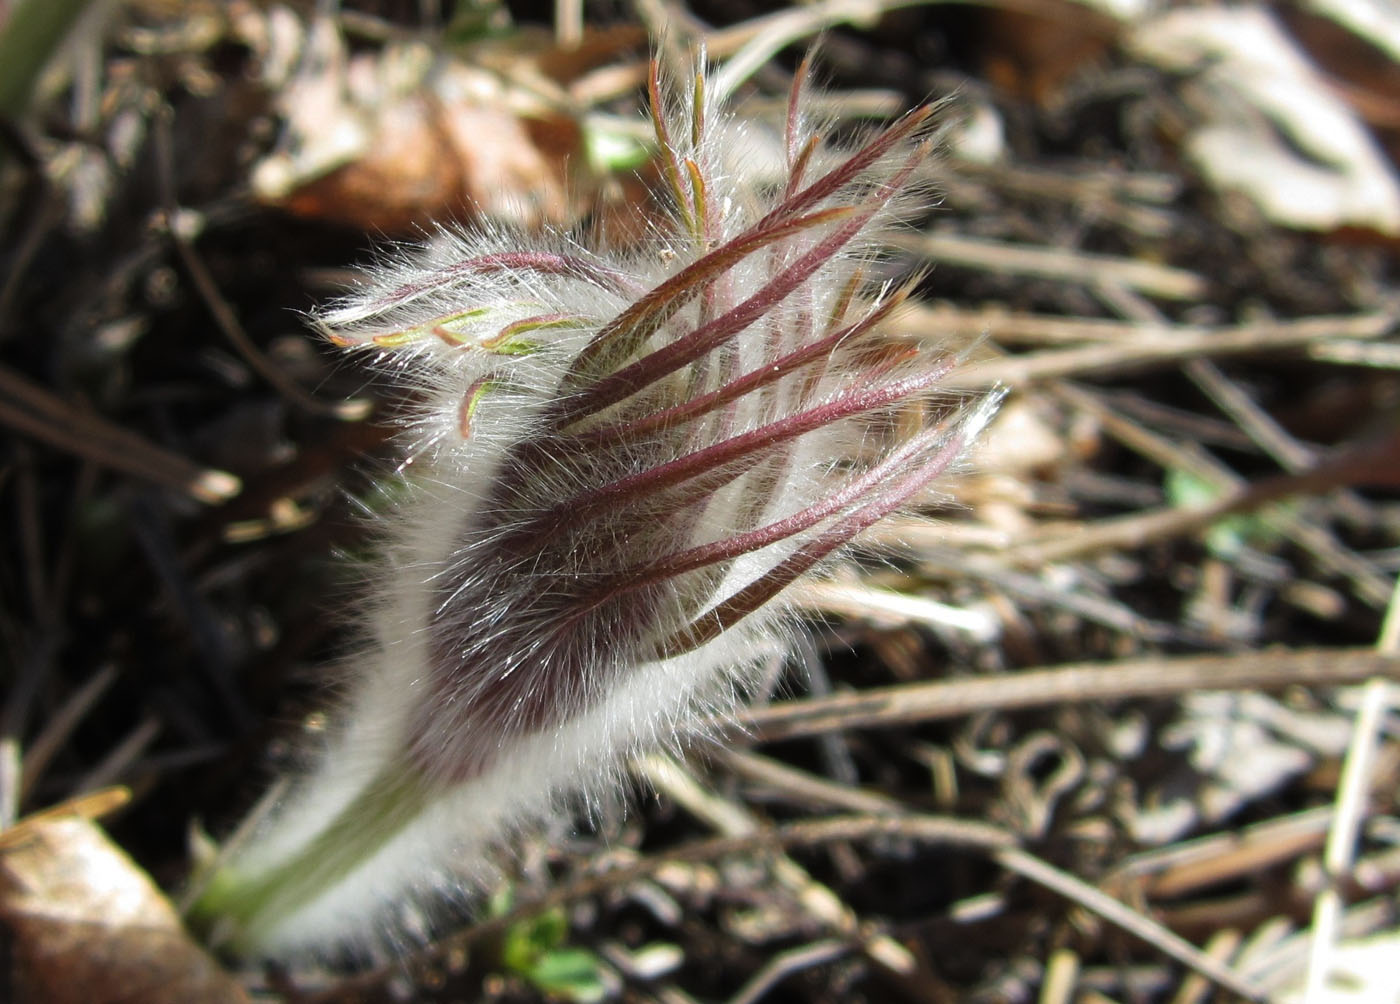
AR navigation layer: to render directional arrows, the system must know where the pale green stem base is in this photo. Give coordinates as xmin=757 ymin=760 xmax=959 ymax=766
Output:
xmin=189 ymin=759 xmax=432 ymax=954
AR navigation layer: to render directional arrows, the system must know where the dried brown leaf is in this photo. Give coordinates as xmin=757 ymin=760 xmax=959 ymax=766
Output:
xmin=0 ymin=816 xmax=245 ymax=1004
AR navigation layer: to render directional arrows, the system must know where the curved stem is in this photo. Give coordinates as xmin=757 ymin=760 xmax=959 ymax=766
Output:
xmin=190 ymin=760 xmax=431 ymax=953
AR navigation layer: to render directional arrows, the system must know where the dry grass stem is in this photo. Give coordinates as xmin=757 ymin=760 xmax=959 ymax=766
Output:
xmin=739 ymin=648 xmax=1400 ymax=742
xmin=1109 ymin=806 xmax=1334 ymax=900
xmin=0 ymin=364 xmax=240 ymax=504
xmin=895 ymin=231 xmax=1208 ymax=300
xmin=1303 ymin=583 xmax=1400 ymax=998
xmin=940 ymin=311 xmax=1396 ymax=388
xmin=994 ymin=846 xmax=1264 ymax=1001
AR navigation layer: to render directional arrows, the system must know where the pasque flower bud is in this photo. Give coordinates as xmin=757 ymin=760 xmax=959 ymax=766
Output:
xmin=191 ymin=52 xmax=995 ymax=957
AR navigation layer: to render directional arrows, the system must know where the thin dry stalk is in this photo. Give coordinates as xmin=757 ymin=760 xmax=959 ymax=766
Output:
xmin=938 ymin=312 xmax=1396 ymax=388
xmin=0 ymin=364 xmax=240 ymax=504
xmin=894 ymin=231 xmax=1208 ymax=301
xmin=1302 ymin=582 xmax=1400 ymax=998
xmin=737 ymin=648 xmax=1400 ymax=743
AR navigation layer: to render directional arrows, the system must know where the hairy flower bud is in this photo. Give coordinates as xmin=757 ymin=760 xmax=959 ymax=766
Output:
xmin=191 ymin=53 xmax=996 ymax=957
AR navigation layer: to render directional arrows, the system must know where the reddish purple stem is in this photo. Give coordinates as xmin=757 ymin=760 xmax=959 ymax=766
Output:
xmin=537 ymin=366 xmax=949 ymax=536
xmin=555 ymin=144 xmax=930 ymax=429
xmin=573 ymin=291 xmax=913 ymax=444
xmin=661 ymin=423 xmax=969 ymax=656
xmin=561 ymin=208 xmax=854 ymax=388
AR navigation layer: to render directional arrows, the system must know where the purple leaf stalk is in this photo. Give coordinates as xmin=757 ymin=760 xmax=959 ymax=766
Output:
xmin=190 ymin=53 xmax=996 ymax=957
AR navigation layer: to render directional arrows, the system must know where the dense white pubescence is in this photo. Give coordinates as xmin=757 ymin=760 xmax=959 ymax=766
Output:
xmin=214 ymin=61 xmax=976 ymax=957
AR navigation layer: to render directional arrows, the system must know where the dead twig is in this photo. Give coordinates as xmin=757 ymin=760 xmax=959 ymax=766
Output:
xmin=1108 ymin=807 xmax=1334 ymax=901
xmin=965 ymin=428 xmax=1400 ymax=569
xmin=0 ymin=364 xmax=241 ymax=504
xmin=995 ymin=846 xmax=1264 ymax=1002
xmin=1302 ymin=581 xmax=1400 ymax=998
xmin=737 ymin=648 xmax=1400 ymax=743
xmin=894 ymin=231 xmax=1208 ymax=302
xmin=149 ymin=108 xmax=368 ymax=422
xmin=924 ymin=312 xmax=1397 ymax=388
xmin=18 ymin=663 xmax=119 ymax=805
xmin=725 ymin=939 xmax=854 ymax=1004
xmin=1047 ymin=384 xmax=1397 ymax=606
xmin=1168 ymin=930 xmax=1244 ymax=1004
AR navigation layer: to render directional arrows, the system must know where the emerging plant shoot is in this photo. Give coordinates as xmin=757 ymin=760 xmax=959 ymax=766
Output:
xmin=190 ymin=51 xmax=993 ymax=957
